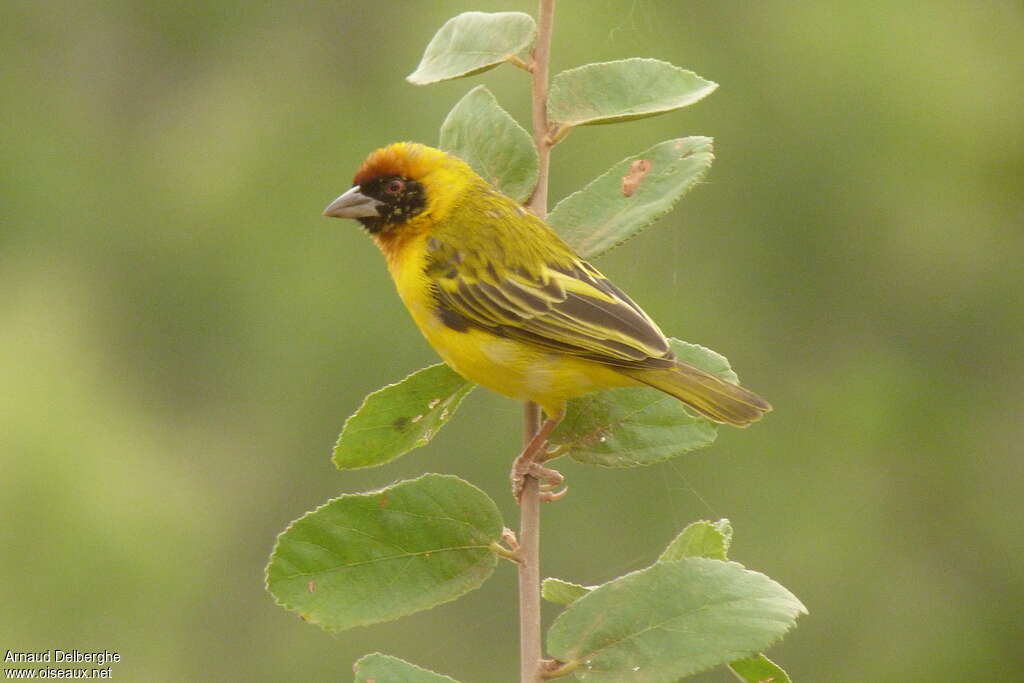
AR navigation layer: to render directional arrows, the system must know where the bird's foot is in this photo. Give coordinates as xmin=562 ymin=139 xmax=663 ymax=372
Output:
xmin=511 ymin=411 xmax=566 ymax=503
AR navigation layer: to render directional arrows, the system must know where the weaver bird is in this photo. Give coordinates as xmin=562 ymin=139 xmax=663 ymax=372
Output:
xmin=324 ymin=143 xmax=770 ymax=499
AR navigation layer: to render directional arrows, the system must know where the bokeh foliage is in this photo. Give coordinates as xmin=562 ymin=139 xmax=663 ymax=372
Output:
xmin=2 ymin=1 xmax=1022 ymax=682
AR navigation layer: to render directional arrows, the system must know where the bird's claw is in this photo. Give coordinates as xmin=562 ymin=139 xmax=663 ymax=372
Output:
xmin=512 ymin=458 xmax=567 ymax=503
xmin=510 ymin=411 xmax=567 ymax=503
xmin=539 ymin=485 xmax=569 ymax=503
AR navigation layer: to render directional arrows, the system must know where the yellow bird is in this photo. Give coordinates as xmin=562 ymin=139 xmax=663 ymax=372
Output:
xmin=324 ymin=143 xmax=770 ymax=495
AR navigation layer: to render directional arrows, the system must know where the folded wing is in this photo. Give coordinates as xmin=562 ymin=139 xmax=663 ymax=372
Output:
xmin=429 ymin=236 xmax=674 ymax=370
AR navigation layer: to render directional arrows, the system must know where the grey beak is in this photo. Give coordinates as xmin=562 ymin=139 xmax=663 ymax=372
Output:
xmin=323 ymin=186 xmax=384 ymax=219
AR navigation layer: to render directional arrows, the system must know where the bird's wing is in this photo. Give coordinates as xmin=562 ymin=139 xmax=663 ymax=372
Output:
xmin=428 ymin=235 xmax=674 ymax=369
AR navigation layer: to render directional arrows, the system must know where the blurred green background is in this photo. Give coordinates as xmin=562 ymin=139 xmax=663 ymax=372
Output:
xmin=3 ymin=1 xmax=1022 ymax=681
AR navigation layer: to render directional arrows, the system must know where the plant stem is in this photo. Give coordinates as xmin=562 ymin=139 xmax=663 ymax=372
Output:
xmin=527 ymin=0 xmax=556 ymax=218
xmin=520 ymin=2 xmax=556 ymax=681
xmin=517 ymin=404 xmax=542 ymax=683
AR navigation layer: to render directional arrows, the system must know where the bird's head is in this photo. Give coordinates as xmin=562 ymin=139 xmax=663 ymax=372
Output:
xmin=323 ymin=142 xmax=475 ymax=235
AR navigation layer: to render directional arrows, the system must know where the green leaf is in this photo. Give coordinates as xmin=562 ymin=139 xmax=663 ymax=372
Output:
xmin=407 ymin=11 xmax=536 ymax=85
xmin=548 ymin=58 xmax=717 ymax=128
xmin=439 ymin=85 xmax=539 ymax=203
xmin=548 ymin=137 xmax=714 ymax=258
xmin=354 ymin=653 xmax=460 ymax=683
xmin=729 ymin=654 xmax=793 ymax=683
xmin=674 ymin=338 xmax=739 ymax=384
xmin=659 ymin=519 xmax=734 ymax=562
xmin=542 ymin=577 xmax=594 ymax=606
xmin=266 ymin=474 xmax=503 ymax=632
xmin=548 ymin=339 xmax=737 ymax=467
xmin=333 ymin=364 xmax=474 ymax=470
xmin=658 ymin=523 xmax=789 ymax=682
xmin=545 ymin=526 xmax=798 ymax=682
xmin=546 ymin=558 xmax=807 ymax=682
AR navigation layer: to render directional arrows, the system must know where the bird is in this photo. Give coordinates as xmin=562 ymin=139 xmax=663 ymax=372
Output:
xmin=324 ymin=142 xmax=770 ymax=498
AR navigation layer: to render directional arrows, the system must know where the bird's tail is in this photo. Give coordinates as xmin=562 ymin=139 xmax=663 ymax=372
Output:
xmin=621 ymin=362 xmax=772 ymax=427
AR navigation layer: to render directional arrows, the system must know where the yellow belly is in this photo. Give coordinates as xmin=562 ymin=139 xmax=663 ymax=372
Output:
xmin=383 ymin=233 xmax=634 ymax=415
xmin=423 ymin=321 xmax=634 ymax=416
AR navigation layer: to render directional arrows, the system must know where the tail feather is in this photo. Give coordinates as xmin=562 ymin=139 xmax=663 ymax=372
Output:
xmin=622 ymin=362 xmax=772 ymax=427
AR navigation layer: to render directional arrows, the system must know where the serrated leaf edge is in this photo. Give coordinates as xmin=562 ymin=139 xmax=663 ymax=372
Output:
xmin=550 ymin=558 xmax=807 ymax=676
xmin=332 ymin=364 xmax=474 ymax=470
xmin=658 ymin=518 xmax=733 ymax=562
xmin=265 ymin=473 xmax=502 ymax=632
xmin=353 ymin=652 xmax=461 ymax=682
xmin=407 ymin=11 xmax=537 ymax=86
xmin=550 ymin=137 xmax=714 ymax=259
xmin=564 ymin=390 xmax=719 ymax=469
xmin=549 ymin=58 xmax=719 ymax=127
xmin=439 ymin=84 xmax=539 ymax=203
xmin=542 ymin=577 xmax=596 ymax=605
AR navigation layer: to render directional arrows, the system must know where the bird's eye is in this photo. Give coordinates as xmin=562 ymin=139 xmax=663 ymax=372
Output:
xmin=385 ymin=178 xmax=405 ymax=195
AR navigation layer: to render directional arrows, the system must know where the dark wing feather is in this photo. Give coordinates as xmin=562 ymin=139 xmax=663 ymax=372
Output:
xmin=429 ymin=237 xmax=674 ymax=369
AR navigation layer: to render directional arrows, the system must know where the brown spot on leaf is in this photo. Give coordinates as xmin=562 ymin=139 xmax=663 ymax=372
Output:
xmin=392 ymin=416 xmax=409 ymax=430
xmin=621 ymin=159 xmax=653 ymax=196
xmin=307 ymin=580 xmax=316 ymax=593
xmin=378 ymin=494 xmax=388 ymax=509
